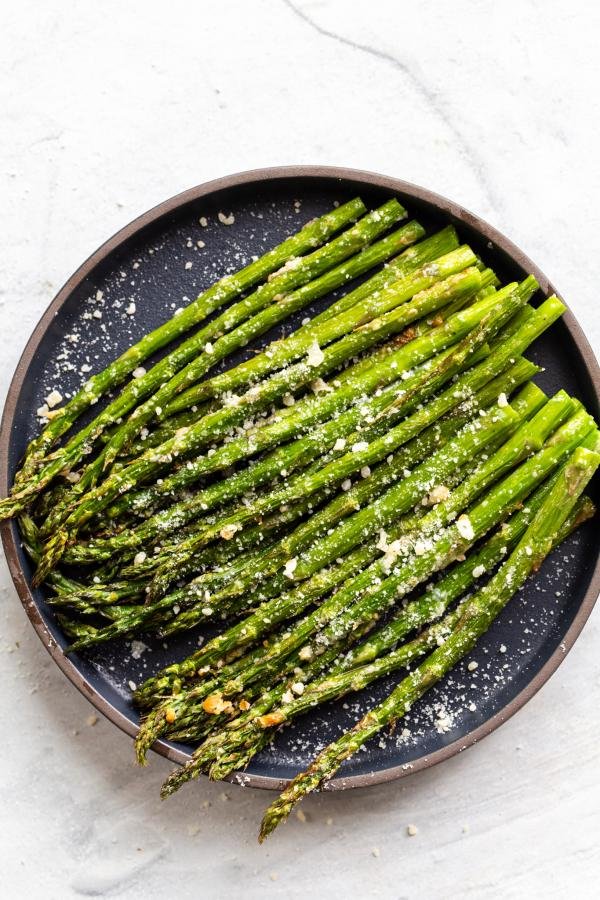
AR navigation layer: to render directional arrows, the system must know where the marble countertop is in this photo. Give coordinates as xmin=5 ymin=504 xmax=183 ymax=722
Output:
xmin=2 ymin=1 xmax=599 ymax=897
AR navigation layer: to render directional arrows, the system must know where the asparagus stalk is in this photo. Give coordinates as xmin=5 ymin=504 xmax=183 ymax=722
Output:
xmin=64 ymin=209 xmax=420 ymax=495
xmin=144 ymin=307 xmax=530 ymax=601
xmin=189 ymin=394 xmax=571 ymax=708
xmin=64 ymin=398 xmax=480 ymax=649
xmin=51 ymin=284 xmax=528 ymax=565
xmin=85 ymin=282 xmax=542 ymax=529
xmin=11 ymin=198 xmax=368 ymax=489
xmin=66 ymin=354 xmax=539 ymax=569
xmin=175 ymin=491 xmax=594 ymax=785
xmin=258 ymin=445 xmax=600 ymax=839
xmin=128 ymin=403 xmax=524 ymax=702
xmin=34 ymin=265 xmax=495 ymax=577
xmin=161 ymin=234 xmax=470 ymax=415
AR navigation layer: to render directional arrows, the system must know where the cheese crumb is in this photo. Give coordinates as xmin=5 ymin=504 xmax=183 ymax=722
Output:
xmin=283 ymin=557 xmax=298 ymax=579
xmin=307 ymin=339 xmax=325 ymax=367
xmin=298 ymin=646 xmax=313 ymax=661
xmin=311 ymin=377 xmax=332 ymax=394
xmin=45 ymin=389 xmax=63 ymax=408
xmin=133 ymin=551 xmax=147 ymax=566
xmin=184 ymin=261 xmax=193 ymax=270
xmin=126 ymin=302 xmax=136 ymax=315
xmin=497 ymin=392 xmax=509 ymax=407
xmin=472 ymin=564 xmax=486 ymax=578
xmin=407 ymin=824 xmax=418 ymax=836
xmin=291 ymin=682 xmax=305 ymax=695
xmin=220 ymin=523 xmax=240 ymax=540
xmin=132 ymin=367 xmax=146 ymax=379
xmin=456 ymin=514 xmax=475 ymax=540
xmin=341 ymin=478 xmax=352 ymax=491
xmin=467 ymin=660 xmax=478 ymax=672
xmin=424 ymin=484 xmax=450 ymax=506
xmin=351 ymin=441 xmax=369 ymax=453
xmin=333 ymin=438 xmax=346 ymax=452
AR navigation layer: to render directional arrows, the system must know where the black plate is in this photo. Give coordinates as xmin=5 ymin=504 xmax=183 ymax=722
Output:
xmin=1 ymin=167 xmax=599 ymax=791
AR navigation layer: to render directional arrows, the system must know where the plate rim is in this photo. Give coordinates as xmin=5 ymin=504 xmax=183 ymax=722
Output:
xmin=1 ymin=164 xmax=599 ymax=792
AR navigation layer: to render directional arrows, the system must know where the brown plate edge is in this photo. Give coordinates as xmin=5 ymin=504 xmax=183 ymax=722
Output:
xmin=1 ymin=164 xmax=599 ymax=792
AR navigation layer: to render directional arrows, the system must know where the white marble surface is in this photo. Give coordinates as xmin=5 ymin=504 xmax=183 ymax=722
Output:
xmin=1 ymin=1 xmax=599 ymax=897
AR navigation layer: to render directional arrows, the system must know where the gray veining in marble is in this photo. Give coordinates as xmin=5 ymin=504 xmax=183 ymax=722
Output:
xmin=1 ymin=1 xmax=599 ymax=897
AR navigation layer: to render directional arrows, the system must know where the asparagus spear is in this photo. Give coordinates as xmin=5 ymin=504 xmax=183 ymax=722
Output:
xmin=65 ymin=209 xmax=420 ymax=494
xmin=188 ymin=394 xmax=572 ymax=710
xmin=46 ymin=251 xmax=480 ymax=545
xmin=65 ymin=354 xmax=539 ymax=568
xmin=161 ymin=235 xmax=472 ymax=415
xmin=12 ymin=198 xmax=368 ymax=489
xmin=144 ymin=306 xmax=530 ymax=601
xmin=166 ymin=491 xmax=593 ymax=786
xmin=7 ymin=200 xmax=407 ymax=525
xmin=34 ymin=267 xmax=496 ymax=577
xmin=64 ymin=398 xmax=481 ymax=649
xmin=127 ymin=403 xmax=525 ymax=703
xmin=82 ymin=282 xmax=542 ymax=530
xmin=258 ymin=445 xmax=600 ymax=838
xmin=48 ymin=284 xmax=528 ymax=569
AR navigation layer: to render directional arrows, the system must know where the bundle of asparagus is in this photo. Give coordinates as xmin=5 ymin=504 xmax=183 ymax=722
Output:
xmin=3 ymin=196 xmax=597 ymax=841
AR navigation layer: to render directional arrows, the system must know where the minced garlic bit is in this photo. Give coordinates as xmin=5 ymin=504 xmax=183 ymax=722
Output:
xmin=125 ymin=302 xmax=136 ymax=315
xmin=282 ymin=392 xmax=295 ymax=407
xmin=282 ymin=690 xmax=294 ymax=704
xmin=133 ymin=551 xmax=147 ymax=566
xmin=497 ymin=392 xmax=509 ymax=407
xmin=306 ymin=339 xmax=325 ymax=367
xmin=291 ymin=682 xmax=305 ymax=695
xmin=132 ymin=366 xmax=147 ymax=379
xmin=467 ymin=660 xmax=478 ymax=671
xmin=219 ymin=523 xmax=240 ymax=541
xmin=184 ymin=261 xmax=193 ymax=270
xmin=472 ymin=564 xmax=486 ymax=578
xmin=341 ymin=478 xmax=352 ymax=491
xmin=204 ymin=341 xmax=214 ymax=354
xmin=407 ymin=824 xmax=418 ymax=836
xmin=456 ymin=514 xmax=475 ymax=540
xmin=218 ymin=211 xmax=235 ymax=226
xmin=423 ymin=484 xmax=450 ymax=506
xmin=298 ymin=645 xmax=313 ymax=661
xmin=202 ymin=693 xmax=234 ymax=715
xmin=199 ymin=216 xmax=208 ymax=227
xmin=283 ymin=557 xmax=298 ymax=579
xmin=333 ymin=438 xmax=346 ymax=452
xmin=360 ymin=466 xmax=371 ymax=479
xmin=37 ymin=404 xmax=50 ymax=420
